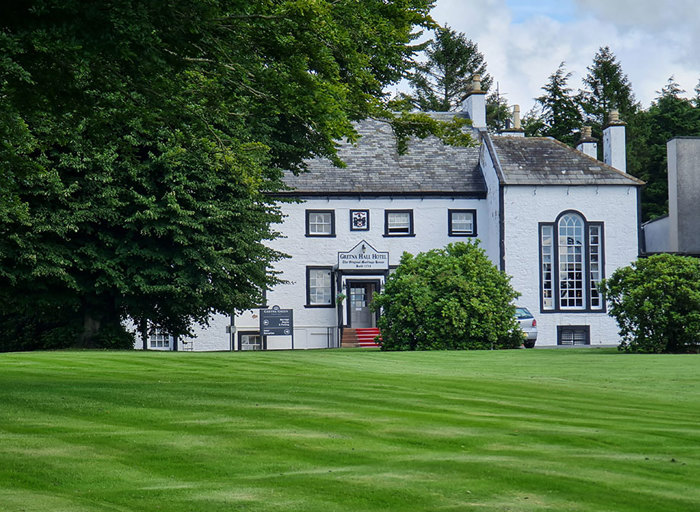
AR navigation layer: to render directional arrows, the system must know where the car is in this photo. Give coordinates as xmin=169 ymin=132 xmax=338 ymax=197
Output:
xmin=515 ymin=306 xmax=537 ymax=348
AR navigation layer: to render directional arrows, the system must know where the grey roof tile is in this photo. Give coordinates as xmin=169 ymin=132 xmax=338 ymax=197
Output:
xmin=490 ymin=136 xmax=644 ymax=186
xmin=282 ymin=117 xmax=485 ymax=196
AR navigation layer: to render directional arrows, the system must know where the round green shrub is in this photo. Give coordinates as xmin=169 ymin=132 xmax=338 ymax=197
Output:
xmin=601 ymin=253 xmax=700 ymax=353
xmin=372 ymin=241 xmax=523 ymax=350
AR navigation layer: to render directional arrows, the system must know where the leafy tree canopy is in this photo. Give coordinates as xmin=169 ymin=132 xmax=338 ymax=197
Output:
xmin=0 ymin=0 xmax=440 ymax=348
xmin=372 ymin=241 xmax=523 ymax=351
xmin=601 ymin=254 xmax=700 ymax=354
xmin=628 ymin=77 xmax=700 ymax=220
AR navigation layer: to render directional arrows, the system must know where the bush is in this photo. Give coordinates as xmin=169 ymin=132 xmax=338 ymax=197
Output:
xmin=372 ymin=241 xmax=523 ymax=350
xmin=601 ymin=254 xmax=700 ymax=353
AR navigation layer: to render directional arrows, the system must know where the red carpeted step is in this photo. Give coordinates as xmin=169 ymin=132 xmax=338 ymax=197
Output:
xmin=355 ymin=328 xmax=382 ymax=347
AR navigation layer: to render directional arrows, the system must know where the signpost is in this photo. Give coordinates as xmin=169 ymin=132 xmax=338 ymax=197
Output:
xmin=259 ymin=305 xmax=294 ymax=349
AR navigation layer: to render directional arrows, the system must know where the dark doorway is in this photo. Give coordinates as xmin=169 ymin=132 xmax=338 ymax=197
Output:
xmin=347 ymin=281 xmax=379 ymax=328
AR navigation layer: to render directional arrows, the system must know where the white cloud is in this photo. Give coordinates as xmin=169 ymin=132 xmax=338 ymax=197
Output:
xmin=424 ymin=0 xmax=700 ymax=114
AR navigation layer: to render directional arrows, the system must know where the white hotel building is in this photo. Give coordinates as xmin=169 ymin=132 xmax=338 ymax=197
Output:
xmin=139 ymin=81 xmax=643 ymax=351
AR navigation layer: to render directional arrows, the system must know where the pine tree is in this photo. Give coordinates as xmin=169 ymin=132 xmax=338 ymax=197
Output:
xmin=535 ymin=62 xmax=582 ymax=145
xmin=579 ymin=46 xmax=638 ymax=126
xmin=407 ymin=25 xmax=492 ymax=111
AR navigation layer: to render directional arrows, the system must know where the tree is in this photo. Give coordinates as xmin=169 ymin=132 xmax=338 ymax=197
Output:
xmin=372 ymin=242 xmax=523 ymax=351
xmin=535 ymin=62 xmax=582 ymax=145
xmin=486 ymin=90 xmax=512 ymax=133
xmin=601 ymin=254 xmax=700 ymax=354
xmin=627 ymin=78 xmax=700 ymax=220
xmin=0 ymin=0 xmax=437 ymax=348
xmin=407 ymin=25 xmax=492 ymax=111
xmin=579 ymin=46 xmax=638 ymax=127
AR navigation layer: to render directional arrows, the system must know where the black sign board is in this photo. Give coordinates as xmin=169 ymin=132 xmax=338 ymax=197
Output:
xmin=259 ymin=305 xmax=294 ymax=337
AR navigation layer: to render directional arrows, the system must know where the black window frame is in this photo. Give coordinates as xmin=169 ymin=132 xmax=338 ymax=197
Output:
xmin=557 ymin=325 xmax=591 ymax=346
xmin=538 ymin=210 xmax=606 ymax=313
xmin=349 ymin=209 xmax=370 ymax=231
xmin=384 ymin=209 xmax=415 ymax=237
xmin=305 ymin=210 xmax=336 ymax=237
xmin=305 ymin=266 xmax=335 ymax=308
xmin=448 ymin=209 xmax=477 ymax=237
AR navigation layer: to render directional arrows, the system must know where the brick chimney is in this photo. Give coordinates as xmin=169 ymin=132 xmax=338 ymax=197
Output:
xmin=462 ymin=74 xmax=486 ymax=128
xmin=603 ymin=110 xmax=626 ymax=172
xmin=576 ymin=126 xmax=598 ymax=158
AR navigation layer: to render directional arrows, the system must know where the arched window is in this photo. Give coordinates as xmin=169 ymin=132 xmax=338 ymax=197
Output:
xmin=539 ymin=211 xmax=604 ymax=312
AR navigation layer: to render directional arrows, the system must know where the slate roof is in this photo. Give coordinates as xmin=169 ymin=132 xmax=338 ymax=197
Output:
xmin=489 ymin=136 xmax=644 ymax=186
xmin=282 ymin=116 xmax=486 ymax=196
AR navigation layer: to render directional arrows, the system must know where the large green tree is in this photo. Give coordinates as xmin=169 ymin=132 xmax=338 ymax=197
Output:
xmin=0 ymin=0 xmax=437 ymax=348
xmin=533 ymin=62 xmax=582 ymax=145
xmin=406 ymin=24 xmax=492 ymax=111
xmin=628 ymin=78 xmax=700 ymax=220
xmin=579 ymin=46 xmax=638 ymax=126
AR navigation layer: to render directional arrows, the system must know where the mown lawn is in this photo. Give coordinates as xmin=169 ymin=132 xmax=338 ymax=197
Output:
xmin=0 ymin=348 xmax=698 ymax=512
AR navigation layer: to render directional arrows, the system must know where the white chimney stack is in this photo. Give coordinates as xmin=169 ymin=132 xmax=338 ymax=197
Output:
xmin=603 ymin=110 xmax=626 ymax=172
xmin=462 ymin=74 xmax=486 ymax=128
xmin=577 ymin=126 xmax=598 ymax=158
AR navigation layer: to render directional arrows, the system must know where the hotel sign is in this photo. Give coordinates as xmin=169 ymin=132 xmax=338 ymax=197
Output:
xmin=338 ymin=240 xmax=389 ymax=270
xmin=260 ymin=305 xmax=293 ymax=336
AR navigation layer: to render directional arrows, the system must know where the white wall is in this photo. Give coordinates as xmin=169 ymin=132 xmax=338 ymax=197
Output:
xmin=502 ymin=184 xmax=640 ymax=346
xmin=642 ymin=216 xmax=670 ymax=254
xmin=233 ymin=196 xmax=490 ymax=349
xmin=479 ymin=137 xmax=504 ymax=268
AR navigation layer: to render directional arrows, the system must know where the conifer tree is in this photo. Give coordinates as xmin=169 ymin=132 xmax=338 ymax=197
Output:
xmin=579 ymin=46 xmax=638 ymax=126
xmin=407 ymin=25 xmax=492 ymax=111
xmin=535 ymin=62 xmax=582 ymax=145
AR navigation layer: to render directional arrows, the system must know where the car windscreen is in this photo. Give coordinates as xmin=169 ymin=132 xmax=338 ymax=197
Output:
xmin=515 ymin=307 xmax=532 ymax=319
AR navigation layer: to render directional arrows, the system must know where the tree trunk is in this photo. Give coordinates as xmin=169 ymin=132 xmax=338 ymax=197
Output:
xmin=79 ymin=311 xmax=102 ymax=348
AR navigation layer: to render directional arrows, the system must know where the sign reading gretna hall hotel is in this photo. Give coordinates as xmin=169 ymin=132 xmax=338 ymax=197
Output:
xmin=338 ymin=241 xmax=389 ymax=270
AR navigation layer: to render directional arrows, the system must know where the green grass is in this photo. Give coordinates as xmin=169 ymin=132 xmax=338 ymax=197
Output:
xmin=0 ymin=348 xmax=698 ymax=512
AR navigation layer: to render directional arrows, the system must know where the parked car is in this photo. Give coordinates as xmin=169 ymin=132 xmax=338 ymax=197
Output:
xmin=515 ymin=306 xmax=537 ymax=348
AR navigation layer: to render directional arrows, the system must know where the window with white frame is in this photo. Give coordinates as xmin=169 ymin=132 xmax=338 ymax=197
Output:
xmin=239 ymin=333 xmax=262 ymax=351
xmin=306 ymin=267 xmax=334 ymax=307
xmin=149 ymin=327 xmax=171 ymax=349
xmin=539 ymin=211 xmax=605 ymax=312
xmin=448 ymin=209 xmax=476 ymax=236
xmin=384 ymin=210 xmax=413 ymax=236
xmin=306 ymin=210 xmax=335 ymax=236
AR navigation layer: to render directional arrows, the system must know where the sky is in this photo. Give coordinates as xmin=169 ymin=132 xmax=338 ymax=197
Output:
xmin=409 ymin=0 xmax=700 ymax=114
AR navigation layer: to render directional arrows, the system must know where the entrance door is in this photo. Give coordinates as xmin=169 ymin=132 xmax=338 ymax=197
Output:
xmin=349 ymin=282 xmax=376 ymax=328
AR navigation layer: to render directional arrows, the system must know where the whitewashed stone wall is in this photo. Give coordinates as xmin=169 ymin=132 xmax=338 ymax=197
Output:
xmin=479 ymin=137 xmax=503 ymax=266
xmin=233 ymin=195 xmax=491 ymax=350
xmin=502 ymin=184 xmax=640 ymax=346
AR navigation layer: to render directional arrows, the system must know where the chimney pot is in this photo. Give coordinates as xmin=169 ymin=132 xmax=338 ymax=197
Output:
xmin=471 ymin=74 xmax=482 ymax=93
